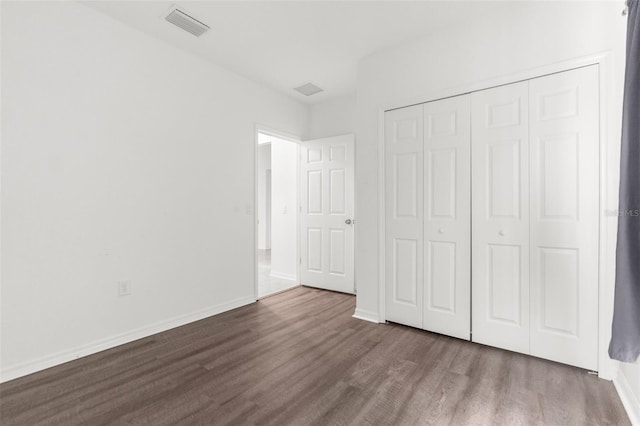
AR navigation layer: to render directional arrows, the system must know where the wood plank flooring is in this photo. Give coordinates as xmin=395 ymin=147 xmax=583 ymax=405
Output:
xmin=0 ymin=286 xmax=629 ymax=425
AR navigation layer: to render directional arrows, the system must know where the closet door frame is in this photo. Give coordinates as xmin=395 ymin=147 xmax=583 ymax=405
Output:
xmin=377 ymin=52 xmax=616 ymax=379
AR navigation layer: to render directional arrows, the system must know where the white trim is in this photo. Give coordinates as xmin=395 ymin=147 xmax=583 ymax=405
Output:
xmin=269 ymin=271 xmax=297 ymax=282
xmin=296 ymin=142 xmax=301 ymax=286
xmin=0 ymin=295 xmax=255 ymax=383
xmin=255 ymin=124 xmax=302 ymax=144
xmin=596 ymin=53 xmax=619 ymax=381
xmin=380 ymin=53 xmax=612 ymax=113
xmin=614 ymin=368 xmax=640 ymax=425
xmin=376 ymin=52 xmax=617 ymax=377
xmin=353 ymin=308 xmax=380 ymax=324
xmin=259 ymin=283 xmax=301 ymax=299
xmin=0 ymin=1 xmax=3 ymax=388
xmin=353 ymin=135 xmax=358 ymax=295
xmin=254 ymin=126 xmax=260 ymax=306
xmin=377 ymin=107 xmax=386 ymax=327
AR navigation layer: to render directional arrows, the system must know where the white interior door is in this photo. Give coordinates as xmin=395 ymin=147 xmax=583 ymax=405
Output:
xmin=423 ymin=95 xmax=471 ymax=340
xmin=384 ymin=105 xmax=424 ymax=328
xmin=300 ymin=135 xmax=355 ymax=293
xmin=529 ymin=66 xmax=599 ymax=370
xmin=471 ymin=81 xmax=530 ymax=354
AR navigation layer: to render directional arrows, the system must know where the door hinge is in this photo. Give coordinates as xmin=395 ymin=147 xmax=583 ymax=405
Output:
xmin=300 ymin=257 xmax=302 ymax=264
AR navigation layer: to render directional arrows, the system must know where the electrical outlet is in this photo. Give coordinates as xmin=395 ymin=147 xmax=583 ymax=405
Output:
xmin=118 ymin=280 xmax=132 ymax=297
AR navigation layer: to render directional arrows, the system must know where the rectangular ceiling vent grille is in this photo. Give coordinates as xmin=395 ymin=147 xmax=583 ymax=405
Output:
xmin=294 ymin=82 xmax=324 ymax=97
xmin=165 ymin=8 xmax=210 ymax=37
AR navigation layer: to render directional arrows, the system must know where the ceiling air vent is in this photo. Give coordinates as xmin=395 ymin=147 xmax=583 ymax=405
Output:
xmin=165 ymin=7 xmax=210 ymax=37
xmin=294 ymin=82 xmax=324 ymax=97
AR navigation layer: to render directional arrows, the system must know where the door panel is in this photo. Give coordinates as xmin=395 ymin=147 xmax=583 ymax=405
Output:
xmin=300 ymin=135 xmax=355 ymax=293
xmin=428 ymin=148 xmax=456 ymax=218
xmin=394 ymin=238 xmax=419 ymax=305
xmin=423 ymin=95 xmax=471 ymax=340
xmin=329 ymin=169 xmax=346 ymax=214
xmin=427 ymin=241 xmax=456 ymax=312
xmin=329 ymin=229 xmax=346 ymax=274
xmin=529 ymin=65 xmax=599 ymax=370
xmin=307 ymin=228 xmax=322 ymax=272
xmin=487 ymin=244 xmax=522 ymax=325
xmin=385 ymin=105 xmax=424 ymax=328
xmin=538 ymin=248 xmax=579 ymax=335
xmin=395 ymin=153 xmax=419 ymax=218
xmin=487 ymin=140 xmax=521 ymax=218
xmin=472 ymin=81 xmax=530 ymax=354
xmin=307 ymin=170 xmax=322 ymax=213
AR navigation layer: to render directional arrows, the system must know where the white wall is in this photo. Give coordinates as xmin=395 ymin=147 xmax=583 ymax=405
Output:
xmin=257 ymin=144 xmax=271 ymax=250
xmin=617 ymin=362 xmax=640 ymax=424
xmin=269 ymin=139 xmax=298 ymax=281
xmin=1 ymin=1 xmax=307 ymax=380
xmin=308 ymin=94 xmax=356 ymax=139
xmin=353 ymin=1 xmax=626 ymax=380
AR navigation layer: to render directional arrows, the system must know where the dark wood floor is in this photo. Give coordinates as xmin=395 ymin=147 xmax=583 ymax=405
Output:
xmin=0 ymin=286 xmax=629 ymax=425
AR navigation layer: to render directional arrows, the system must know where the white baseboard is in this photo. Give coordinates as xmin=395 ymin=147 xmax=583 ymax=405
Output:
xmin=269 ymin=270 xmax=296 ymax=281
xmin=352 ymin=308 xmax=380 ymax=323
xmin=598 ymin=357 xmax=617 ymax=381
xmin=259 ymin=283 xmax=301 ymax=299
xmin=614 ymin=368 xmax=640 ymax=425
xmin=0 ymin=295 xmax=255 ymax=383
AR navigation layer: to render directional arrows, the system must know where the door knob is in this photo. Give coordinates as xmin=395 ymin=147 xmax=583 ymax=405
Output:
xmin=499 ymin=230 xmax=506 ymax=236
xmin=438 ymin=228 xmax=445 ymax=234
xmin=345 ymin=219 xmax=353 ymax=225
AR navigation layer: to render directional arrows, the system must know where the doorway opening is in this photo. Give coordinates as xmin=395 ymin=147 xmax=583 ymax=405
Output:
xmin=256 ymin=131 xmax=300 ymax=298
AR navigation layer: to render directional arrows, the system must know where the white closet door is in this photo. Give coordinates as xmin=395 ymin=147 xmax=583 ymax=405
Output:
xmin=471 ymin=82 xmax=530 ymax=354
xmin=529 ymin=66 xmax=599 ymax=370
xmin=423 ymin=95 xmax=471 ymax=340
xmin=300 ymin=135 xmax=355 ymax=294
xmin=385 ymin=105 xmax=424 ymax=328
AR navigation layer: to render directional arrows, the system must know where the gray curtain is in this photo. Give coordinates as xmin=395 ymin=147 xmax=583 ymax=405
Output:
xmin=609 ymin=0 xmax=640 ymax=363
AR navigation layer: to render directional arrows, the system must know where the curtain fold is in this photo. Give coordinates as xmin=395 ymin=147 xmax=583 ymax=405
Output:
xmin=609 ymin=0 xmax=640 ymax=363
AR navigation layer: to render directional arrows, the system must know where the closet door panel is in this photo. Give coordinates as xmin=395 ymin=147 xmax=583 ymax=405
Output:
xmin=529 ymin=65 xmax=599 ymax=370
xmin=385 ymin=105 xmax=424 ymax=328
xmin=471 ymin=82 xmax=530 ymax=354
xmin=423 ymin=95 xmax=471 ymax=340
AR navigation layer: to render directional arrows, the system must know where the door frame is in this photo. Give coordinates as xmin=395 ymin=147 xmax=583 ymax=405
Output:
xmin=254 ymin=124 xmax=302 ymax=300
xmin=377 ymin=52 xmax=618 ymax=379
xmin=265 ymin=169 xmax=271 ymax=250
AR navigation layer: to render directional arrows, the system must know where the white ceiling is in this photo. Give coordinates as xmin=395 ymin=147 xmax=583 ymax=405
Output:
xmin=84 ymin=1 xmax=505 ymax=105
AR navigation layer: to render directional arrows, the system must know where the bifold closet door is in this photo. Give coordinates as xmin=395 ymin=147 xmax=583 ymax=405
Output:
xmin=529 ymin=66 xmax=599 ymax=370
xmin=423 ymin=95 xmax=471 ymax=340
xmin=386 ymin=66 xmax=599 ymax=369
xmin=385 ymin=105 xmax=424 ymax=328
xmin=471 ymin=81 xmax=530 ymax=354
